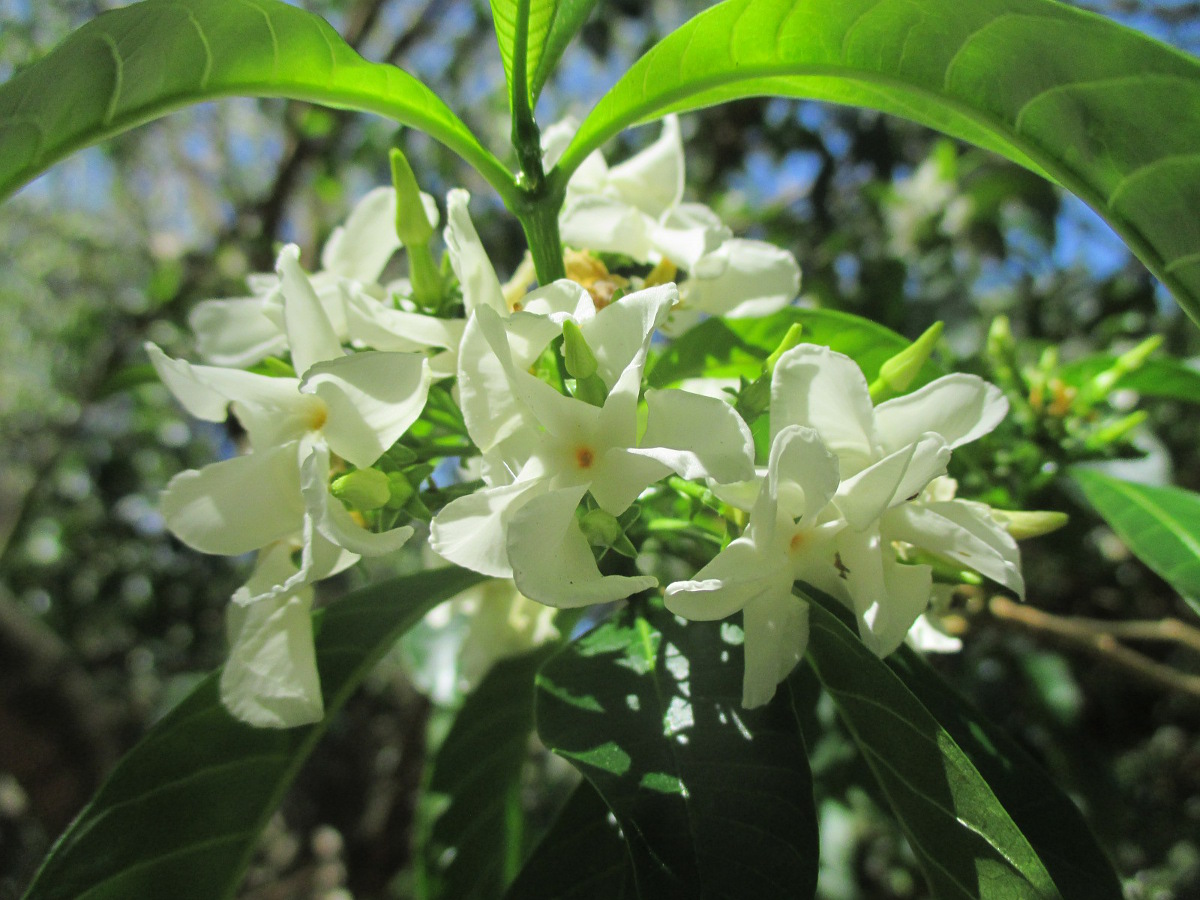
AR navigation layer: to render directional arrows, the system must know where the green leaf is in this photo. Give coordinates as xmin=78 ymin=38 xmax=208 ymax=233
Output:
xmin=803 ymin=591 xmax=1060 ymax=899
xmin=490 ymin=0 xmax=554 ymax=115
xmin=420 ymin=645 xmax=557 ymax=900
xmin=1058 ymin=354 xmax=1200 ymax=405
xmin=554 ymin=0 xmax=1200 ymax=324
xmin=1070 ymin=468 xmax=1200 ymax=614
xmin=504 ymin=781 xmax=635 ymax=899
xmin=0 ymin=0 xmax=514 ymax=204
xmin=22 ymin=566 xmax=483 ymax=900
xmin=647 ymin=306 xmax=943 ymax=389
xmin=887 ymin=648 xmax=1123 ymax=900
xmin=531 ymin=1 xmax=601 ymax=101
xmin=535 ymin=600 xmax=819 ymax=898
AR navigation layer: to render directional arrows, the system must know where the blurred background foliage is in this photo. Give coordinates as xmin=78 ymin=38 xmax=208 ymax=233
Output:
xmin=1 ymin=1 xmax=1199 ymax=898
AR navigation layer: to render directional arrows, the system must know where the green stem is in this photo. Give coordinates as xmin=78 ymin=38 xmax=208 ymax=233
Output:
xmin=517 ymin=191 xmax=567 ymax=283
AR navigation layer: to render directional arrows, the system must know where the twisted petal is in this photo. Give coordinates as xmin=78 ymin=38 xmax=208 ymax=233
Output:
xmin=445 ymin=189 xmax=506 ymax=317
xmin=605 ymin=116 xmax=684 ymax=217
xmin=343 ymin=288 xmax=464 ymax=354
xmin=836 ymin=527 xmax=933 ymax=658
xmin=637 ymin=388 xmax=755 ymax=485
xmin=507 ymin=485 xmax=657 ymax=607
xmin=682 ymin=239 xmax=800 ymax=319
xmin=767 ymin=425 xmax=840 ymax=524
xmin=277 ymin=244 xmax=344 ymax=375
xmin=146 ymin=342 xmax=302 ymax=424
xmin=836 ymin=435 xmax=950 ymax=530
xmin=189 ymin=297 xmax=287 ymax=368
xmin=161 ymin=444 xmax=305 ymax=556
xmin=578 ymin=283 xmax=675 ymax=391
xmin=892 ymin=501 xmax=1024 ymax=598
xmin=742 ymin=589 xmax=810 ymax=708
xmin=429 ymin=477 xmax=547 ymax=578
xmin=319 ymin=186 xmax=402 ymax=283
xmin=300 ymin=351 xmax=431 ymax=469
xmin=875 ymin=374 xmax=1008 ymax=452
xmin=771 ymin=344 xmax=878 ymax=466
xmin=665 ymin=536 xmax=780 ymax=622
xmin=299 ymin=446 xmax=414 ymax=557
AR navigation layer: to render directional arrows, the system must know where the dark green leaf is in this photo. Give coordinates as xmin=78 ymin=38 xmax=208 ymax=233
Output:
xmin=647 ymin=306 xmax=943 ymax=389
xmin=535 ymin=600 xmax=819 ymax=898
xmin=23 ymin=566 xmax=484 ymax=900
xmin=0 ymin=0 xmax=514 ymax=204
xmin=803 ymin=591 xmax=1060 ymax=899
xmin=887 ymin=648 xmax=1123 ymax=900
xmin=1070 ymin=468 xmax=1200 ymax=614
xmin=504 ymin=781 xmax=635 ymax=900
xmin=554 ymin=0 xmax=1200 ymax=324
xmin=420 ymin=645 xmax=557 ymax=900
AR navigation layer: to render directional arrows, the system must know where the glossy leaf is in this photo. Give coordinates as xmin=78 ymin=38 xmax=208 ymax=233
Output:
xmin=22 ymin=566 xmax=483 ymax=900
xmin=535 ymin=600 xmax=819 ymax=898
xmin=420 ymin=645 xmax=557 ymax=900
xmin=532 ymin=0 xmax=601 ymax=101
xmin=803 ymin=592 xmax=1060 ymax=899
xmin=0 ymin=0 xmax=514 ymax=204
xmin=504 ymin=781 xmax=634 ymax=899
xmin=554 ymin=0 xmax=1200 ymax=324
xmin=647 ymin=306 xmax=943 ymax=389
xmin=887 ymin=648 xmax=1123 ymax=900
xmin=490 ymin=0 xmax=556 ymax=114
xmin=1070 ymin=468 xmax=1200 ymax=614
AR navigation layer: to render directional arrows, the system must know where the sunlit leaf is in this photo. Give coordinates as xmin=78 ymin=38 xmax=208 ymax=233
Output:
xmin=555 ymin=0 xmax=1200 ymax=324
xmin=647 ymin=306 xmax=943 ymax=389
xmin=887 ymin=648 xmax=1123 ymax=900
xmin=535 ymin=599 xmax=819 ymax=898
xmin=420 ymin=645 xmax=557 ymax=900
xmin=532 ymin=0 xmax=601 ymax=101
xmin=1070 ymin=468 xmax=1200 ymax=614
xmin=489 ymin=0 xmax=557 ymax=115
xmin=803 ymin=591 xmax=1060 ymax=899
xmin=22 ymin=567 xmax=483 ymax=900
xmin=0 ymin=0 xmax=514 ymax=204
xmin=504 ymin=781 xmax=634 ymax=899
xmin=1058 ymin=354 xmax=1200 ymax=405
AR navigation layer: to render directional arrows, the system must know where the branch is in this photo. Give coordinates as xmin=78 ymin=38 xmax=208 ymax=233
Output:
xmin=989 ymin=596 xmax=1200 ymax=700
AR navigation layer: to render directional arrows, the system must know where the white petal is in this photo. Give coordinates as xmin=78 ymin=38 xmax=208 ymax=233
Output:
xmin=456 ymin=310 xmax=539 ymax=452
xmin=320 ymin=186 xmax=401 ymax=282
xmin=664 ymin=536 xmax=780 ymax=621
xmin=161 ymin=444 xmax=305 ymax=555
xmin=519 ymin=279 xmax=595 ymax=320
xmin=648 ymin=202 xmax=731 ymax=268
xmin=892 ymin=501 xmax=1024 ymax=598
xmin=445 ymin=189 xmax=506 ymax=317
xmin=638 ymin=388 xmax=755 ymax=484
xmin=189 ymin=297 xmax=287 ymax=368
xmin=835 ymin=435 xmax=950 ymax=529
xmin=559 ymin=194 xmax=653 ymax=261
xmin=300 ymin=351 xmax=431 ymax=469
xmin=875 ymin=374 xmax=1008 ymax=452
xmin=146 ymin=343 xmax=297 ymax=422
xmin=507 ymin=485 xmax=657 ymax=607
xmin=741 ymin=588 xmax=810 ymax=708
xmin=771 ymin=344 xmax=879 ymax=469
xmin=429 ymin=478 xmax=547 ymax=577
xmin=837 ymin=528 xmax=933 ymax=657
xmin=277 ymin=244 xmax=344 ymax=374
xmin=767 ymin=425 xmax=840 ymax=523
xmin=588 ymin=446 xmax=673 ymax=514
xmin=220 ymin=585 xmax=323 ymax=728
xmin=906 ymin=614 xmax=963 ymax=654
xmin=299 ymin=446 xmax=414 ymax=556
xmin=342 ymin=288 xmax=464 ymax=353
xmin=605 ymin=115 xmax=684 ymax=217
xmin=680 ymin=239 xmax=800 ymax=318
xmin=578 ymin=283 xmax=675 ymax=390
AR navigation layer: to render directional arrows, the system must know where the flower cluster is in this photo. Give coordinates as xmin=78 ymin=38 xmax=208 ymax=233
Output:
xmin=150 ymin=129 xmax=1024 ymax=727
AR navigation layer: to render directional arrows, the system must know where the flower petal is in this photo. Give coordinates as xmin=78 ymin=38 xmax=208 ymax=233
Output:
xmin=221 ymin=573 xmax=323 ymax=728
xmin=299 ymin=446 xmax=414 ymax=556
xmin=319 ymin=186 xmax=402 ymax=283
xmin=578 ymin=283 xmax=675 ymax=390
xmin=342 ymin=288 xmax=464 ymax=354
xmin=588 ymin=446 xmax=673 ymax=514
xmin=300 ymin=351 xmax=431 ymax=469
xmin=665 ymin=536 xmax=780 ymax=622
xmin=835 ymin=435 xmax=950 ymax=529
xmin=189 ymin=297 xmax=287 ymax=368
xmin=507 ymin=485 xmax=657 ymax=607
xmin=837 ymin=527 xmax=933 ymax=657
xmin=605 ymin=115 xmax=684 ymax=218
xmin=445 ymin=189 xmax=506 ymax=317
xmin=161 ymin=444 xmax=305 ymax=555
xmin=892 ymin=501 xmax=1024 ymax=598
xmin=638 ymin=388 xmax=755 ymax=484
xmin=429 ymin=478 xmax=547 ymax=578
xmin=681 ymin=239 xmax=800 ymax=319
xmin=277 ymin=244 xmax=345 ymax=375
xmin=771 ymin=344 xmax=878 ymax=469
xmin=875 ymin=374 xmax=1008 ymax=452
xmin=559 ymin=194 xmax=652 ymax=261
xmin=767 ymin=425 xmax=840 ymax=523
xmin=741 ymin=588 xmax=810 ymax=708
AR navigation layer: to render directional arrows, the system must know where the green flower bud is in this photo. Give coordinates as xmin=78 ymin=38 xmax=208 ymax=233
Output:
xmin=389 ymin=148 xmax=435 ymax=246
xmin=562 ymin=319 xmax=599 ymax=380
xmin=871 ymin=320 xmax=943 ymax=400
xmin=1000 ymin=510 xmax=1069 ymax=540
xmin=385 ymin=471 xmax=416 ymax=510
xmin=764 ymin=323 xmax=805 ymax=374
xmin=331 ymin=468 xmax=391 ymax=511
xmin=579 ymin=508 xmax=624 ymax=548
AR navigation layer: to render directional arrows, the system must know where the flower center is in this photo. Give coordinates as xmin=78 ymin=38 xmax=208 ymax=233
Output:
xmin=789 ymin=531 xmax=806 ymax=553
xmin=308 ymin=405 xmax=328 ymax=432
xmin=575 ymin=446 xmax=595 ymax=469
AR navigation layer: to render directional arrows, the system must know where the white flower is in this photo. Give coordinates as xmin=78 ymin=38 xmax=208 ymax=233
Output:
xmin=149 ymin=244 xmax=430 ymax=594
xmin=545 ymin=116 xmax=801 ymax=326
xmin=430 ymin=284 xmax=755 ymax=607
xmin=771 ymin=343 xmax=1018 ymax=656
xmin=666 ymin=425 xmax=844 ymax=707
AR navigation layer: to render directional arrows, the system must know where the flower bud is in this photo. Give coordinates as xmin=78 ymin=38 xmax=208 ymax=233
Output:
xmin=388 ymin=148 xmax=435 ymax=246
xmin=999 ymin=509 xmax=1069 ymax=540
xmin=872 ymin=320 xmax=943 ymax=400
xmin=579 ymin=508 xmax=623 ymax=547
xmin=562 ymin=319 xmax=599 ymax=380
xmin=765 ymin=323 xmax=805 ymax=375
xmin=331 ymin=468 xmax=391 ymax=511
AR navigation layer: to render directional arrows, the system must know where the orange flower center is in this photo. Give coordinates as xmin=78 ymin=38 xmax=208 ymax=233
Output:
xmin=575 ymin=446 xmax=595 ymax=469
